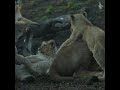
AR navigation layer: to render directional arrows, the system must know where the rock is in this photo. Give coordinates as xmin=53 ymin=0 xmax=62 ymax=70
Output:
xmin=15 ymin=16 xmax=70 ymax=55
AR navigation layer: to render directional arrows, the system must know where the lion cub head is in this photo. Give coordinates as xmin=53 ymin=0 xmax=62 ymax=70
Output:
xmin=38 ymin=40 xmax=57 ymax=56
xmin=68 ymin=12 xmax=93 ymax=33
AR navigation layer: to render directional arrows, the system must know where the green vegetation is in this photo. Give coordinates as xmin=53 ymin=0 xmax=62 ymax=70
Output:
xmin=40 ymin=16 xmax=49 ymax=21
xmin=45 ymin=5 xmax=54 ymax=14
xmin=67 ymin=0 xmax=76 ymax=9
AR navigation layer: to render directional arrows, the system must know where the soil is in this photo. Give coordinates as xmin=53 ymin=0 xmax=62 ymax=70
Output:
xmin=15 ymin=76 xmax=105 ymax=90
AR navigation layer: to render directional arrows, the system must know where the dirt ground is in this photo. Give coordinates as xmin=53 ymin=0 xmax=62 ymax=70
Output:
xmin=15 ymin=76 xmax=105 ymax=90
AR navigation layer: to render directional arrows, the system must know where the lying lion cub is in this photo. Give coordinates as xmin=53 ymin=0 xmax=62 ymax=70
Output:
xmin=15 ymin=40 xmax=57 ymax=81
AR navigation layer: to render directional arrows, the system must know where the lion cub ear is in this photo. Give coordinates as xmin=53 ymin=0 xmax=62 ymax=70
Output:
xmin=81 ymin=11 xmax=87 ymax=17
xmin=80 ymin=7 xmax=87 ymax=17
xmin=48 ymin=40 xmax=56 ymax=47
xmin=70 ymin=15 xmax=75 ymax=21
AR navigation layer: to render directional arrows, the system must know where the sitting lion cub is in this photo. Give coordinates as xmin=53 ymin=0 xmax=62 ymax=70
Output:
xmin=51 ymin=12 xmax=105 ymax=81
xmin=15 ymin=40 xmax=57 ymax=81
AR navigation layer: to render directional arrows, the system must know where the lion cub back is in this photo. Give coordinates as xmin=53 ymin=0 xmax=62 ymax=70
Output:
xmin=50 ymin=40 xmax=94 ymax=77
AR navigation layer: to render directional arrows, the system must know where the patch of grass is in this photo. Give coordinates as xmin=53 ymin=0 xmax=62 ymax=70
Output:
xmin=40 ymin=16 xmax=49 ymax=21
xmin=45 ymin=5 xmax=54 ymax=14
xmin=66 ymin=0 xmax=79 ymax=9
xmin=55 ymin=0 xmax=66 ymax=6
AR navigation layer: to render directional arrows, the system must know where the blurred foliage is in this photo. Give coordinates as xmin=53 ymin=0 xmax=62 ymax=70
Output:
xmin=21 ymin=0 xmax=105 ymax=30
xmin=40 ymin=16 xmax=49 ymax=21
xmin=45 ymin=5 xmax=54 ymax=14
xmin=66 ymin=0 xmax=76 ymax=9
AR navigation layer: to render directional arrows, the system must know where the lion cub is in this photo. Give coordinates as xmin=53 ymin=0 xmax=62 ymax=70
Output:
xmin=54 ymin=13 xmax=105 ymax=81
xmin=15 ymin=40 xmax=57 ymax=81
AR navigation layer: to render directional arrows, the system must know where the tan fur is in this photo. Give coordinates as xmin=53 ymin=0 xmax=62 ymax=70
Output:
xmin=15 ymin=4 xmax=38 ymax=25
xmin=15 ymin=40 xmax=57 ymax=81
xmin=55 ymin=13 xmax=105 ymax=81
xmin=26 ymin=40 xmax=57 ymax=75
xmin=49 ymin=39 xmax=98 ymax=81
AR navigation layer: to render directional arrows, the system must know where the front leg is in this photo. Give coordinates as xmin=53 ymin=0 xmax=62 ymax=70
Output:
xmin=25 ymin=55 xmax=43 ymax=63
xmin=56 ymin=39 xmax=72 ymax=54
xmin=15 ymin=21 xmax=25 ymax=25
xmin=56 ymin=31 xmax=81 ymax=54
xmin=15 ymin=54 xmax=32 ymax=66
xmin=15 ymin=54 xmax=39 ymax=76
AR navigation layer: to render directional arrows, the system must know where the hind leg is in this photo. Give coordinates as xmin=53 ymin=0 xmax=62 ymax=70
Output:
xmin=15 ymin=64 xmax=35 ymax=81
xmin=73 ymin=68 xmax=101 ymax=79
xmin=93 ymin=43 xmax=105 ymax=81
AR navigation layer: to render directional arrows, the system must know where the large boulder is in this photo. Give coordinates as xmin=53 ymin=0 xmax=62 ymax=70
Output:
xmin=15 ymin=16 xmax=70 ymax=55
